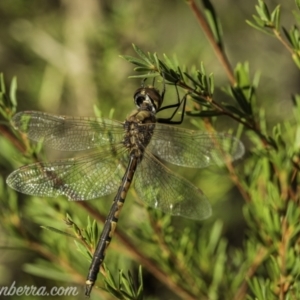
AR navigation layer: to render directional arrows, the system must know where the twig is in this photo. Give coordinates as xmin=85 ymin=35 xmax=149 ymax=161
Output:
xmin=186 ymin=0 xmax=235 ymax=85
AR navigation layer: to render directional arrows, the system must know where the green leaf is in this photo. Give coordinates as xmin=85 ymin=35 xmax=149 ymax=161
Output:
xmin=282 ymin=26 xmax=294 ymax=47
xmin=202 ymin=0 xmax=223 ymax=48
xmin=104 ymin=265 xmax=118 ymax=289
xmin=230 ymin=87 xmax=252 ymax=115
xmin=120 ymin=271 xmax=133 ymax=296
xmin=184 ymin=72 xmax=202 ymax=89
xmin=23 ymin=262 xmax=71 ymax=282
xmin=256 ymin=0 xmax=271 ymax=22
xmin=223 ymin=104 xmax=247 ymax=118
xmin=186 ymin=110 xmax=223 ymax=117
xmin=208 ymin=73 xmax=215 ymax=95
xmin=162 ymin=53 xmax=178 ymax=71
xmin=296 ymin=0 xmax=300 ymax=11
xmin=292 ymin=53 xmax=300 ymax=69
xmin=128 ymin=72 xmax=160 ymax=79
xmin=133 ymin=67 xmax=154 ymax=73
xmin=74 ymin=240 xmax=91 ymax=260
xmin=137 ymin=266 xmax=144 ymax=300
xmin=246 ymin=19 xmax=272 ymax=36
xmin=132 ymin=44 xmax=152 ymax=65
xmin=120 ymin=55 xmax=149 ymax=67
xmin=0 ymin=73 xmax=6 ymax=94
xmin=41 ymin=225 xmax=77 ymax=238
xmin=102 ymin=265 xmax=144 ymax=300
xmin=248 ymin=277 xmax=270 ymax=300
xmin=270 ymin=5 xmax=281 ymax=31
xmin=189 ymin=94 xmax=211 ymax=106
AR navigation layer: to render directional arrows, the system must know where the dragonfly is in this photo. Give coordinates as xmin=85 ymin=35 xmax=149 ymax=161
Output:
xmin=6 ymin=82 xmax=244 ymax=296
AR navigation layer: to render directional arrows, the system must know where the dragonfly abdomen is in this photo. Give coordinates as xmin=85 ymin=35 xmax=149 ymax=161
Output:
xmin=86 ymin=106 xmax=157 ymax=296
xmin=85 ymin=155 xmax=138 ymax=296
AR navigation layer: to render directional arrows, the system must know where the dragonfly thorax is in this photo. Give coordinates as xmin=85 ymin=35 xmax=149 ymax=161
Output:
xmin=123 ymin=110 xmax=156 ymax=158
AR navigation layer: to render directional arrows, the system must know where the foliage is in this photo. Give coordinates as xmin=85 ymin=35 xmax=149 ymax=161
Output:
xmin=0 ymin=1 xmax=300 ymax=300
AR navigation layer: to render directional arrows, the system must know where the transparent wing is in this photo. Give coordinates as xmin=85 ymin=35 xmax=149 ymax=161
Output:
xmin=148 ymin=123 xmax=245 ymax=168
xmin=6 ymin=146 xmax=127 ymax=200
xmin=134 ymin=151 xmax=212 ymax=220
xmin=11 ymin=111 xmax=125 ymax=151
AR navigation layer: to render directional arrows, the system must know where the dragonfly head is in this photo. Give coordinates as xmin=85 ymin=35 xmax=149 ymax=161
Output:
xmin=134 ymin=87 xmax=163 ymax=113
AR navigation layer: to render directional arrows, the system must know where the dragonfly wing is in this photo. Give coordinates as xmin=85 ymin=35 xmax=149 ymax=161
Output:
xmin=11 ymin=111 xmax=125 ymax=151
xmin=6 ymin=146 xmax=127 ymax=200
xmin=134 ymin=151 xmax=212 ymax=220
xmin=148 ymin=124 xmax=244 ymax=168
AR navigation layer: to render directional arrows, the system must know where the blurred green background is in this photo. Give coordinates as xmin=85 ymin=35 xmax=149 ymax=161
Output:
xmin=0 ymin=1 xmax=299 ymax=299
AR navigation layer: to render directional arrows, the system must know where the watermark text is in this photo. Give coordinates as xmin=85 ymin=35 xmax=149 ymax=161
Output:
xmin=0 ymin=281 xmax=79 ymax=297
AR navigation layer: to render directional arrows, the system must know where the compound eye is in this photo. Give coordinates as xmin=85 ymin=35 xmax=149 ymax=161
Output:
xmin=134 ymin=94 xmax=146 ymax=107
